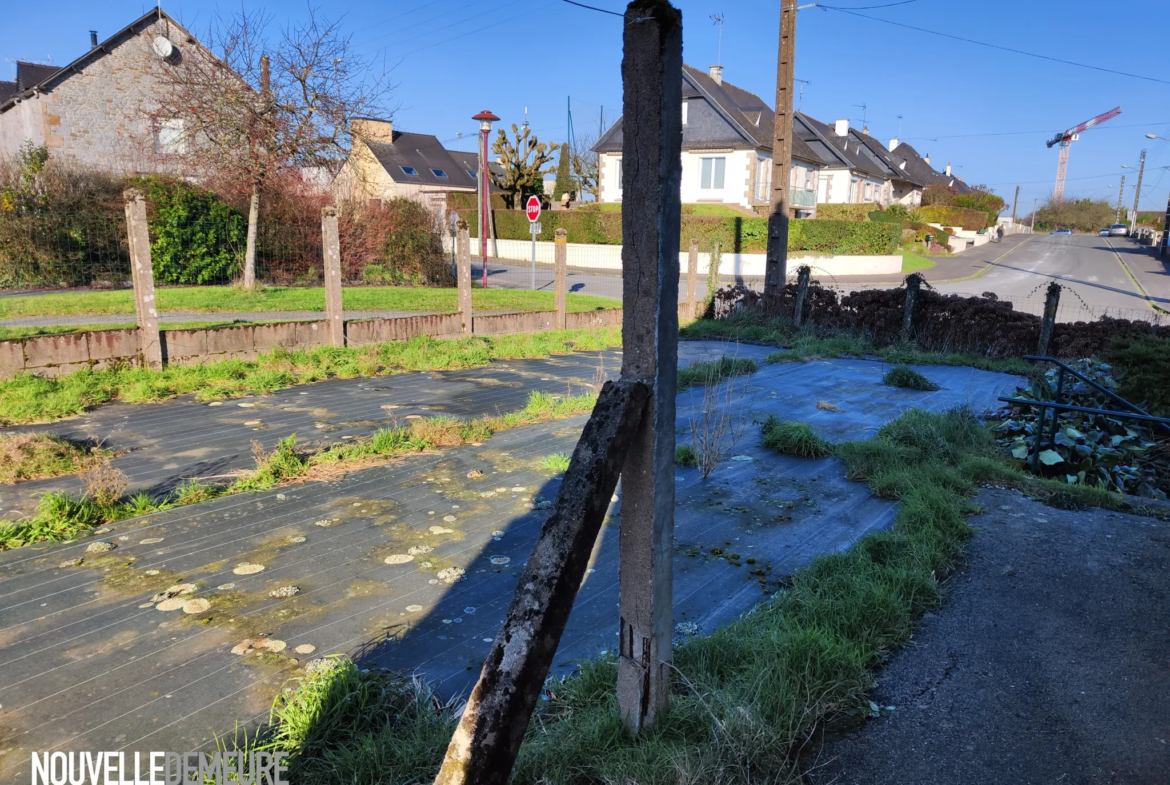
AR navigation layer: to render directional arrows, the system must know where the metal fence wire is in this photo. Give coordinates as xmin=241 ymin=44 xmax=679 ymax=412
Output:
xmin=0 ymin=212 xmax=130 ymax=289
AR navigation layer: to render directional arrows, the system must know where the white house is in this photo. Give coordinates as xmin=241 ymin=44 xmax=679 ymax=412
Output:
xmin=593 ymin=64 xmax=822 ymax=216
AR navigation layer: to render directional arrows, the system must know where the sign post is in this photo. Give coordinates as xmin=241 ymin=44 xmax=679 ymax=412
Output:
xmin=526 ymin=195 xmax=542 ymax=290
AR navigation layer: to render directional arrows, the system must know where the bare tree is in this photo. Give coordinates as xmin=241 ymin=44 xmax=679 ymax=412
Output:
xmin=570 ymin=128 xmax=599 ymax=201
xmin=152 ymin=9 xmax=392 ymax=288
xmin=490 ymin=124 xmax=558 ymax=209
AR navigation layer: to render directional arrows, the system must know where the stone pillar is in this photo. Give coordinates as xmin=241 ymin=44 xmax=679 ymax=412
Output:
xmin=793 ymin=264 xmax=811 ymax=327
xmin=322 ymin=207 xmax=345 ymax=348
xmin=686 ymin=237 xmax=698 ymax=320
xmin=616 ymin=0 xmax=682 ymax=734
xmin=555 ymin=228 xmax=568 ymax=331
xmin=124 ymin=189 xmax=162 ymax=370
xmin=457 ymin=220 xmax=473 ymax=335
xmin=1037 ymin=281 xmax=1060 ymax=356
xmin=901 ymin=272 xmax=922 ymax=343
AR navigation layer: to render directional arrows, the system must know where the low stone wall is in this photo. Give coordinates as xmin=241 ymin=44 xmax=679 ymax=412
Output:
xmin=0 ymin=308 xmax=638 ymax=379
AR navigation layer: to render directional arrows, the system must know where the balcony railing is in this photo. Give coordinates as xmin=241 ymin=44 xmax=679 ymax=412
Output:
xmin=791 ymin=187 xmax=816 ymax=208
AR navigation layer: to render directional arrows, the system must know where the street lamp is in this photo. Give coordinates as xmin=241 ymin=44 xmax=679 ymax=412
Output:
xmin=472 ymin=110 xmax=500 ymax=288
xmin=1146 ymin=134 xmax=1170 ymax=257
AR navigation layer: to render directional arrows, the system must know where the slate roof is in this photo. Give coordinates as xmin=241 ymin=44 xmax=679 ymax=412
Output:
xmin=891 ymin=141 xmax=970 ymax=193
xmin=362 ymin=131 xmax=480 ymax=190
xmin=592 ymin=64 xmax=821 ymax=165
xmin=849 ymin=128 xmax=924 ymax=186
xmin=445 ymin=149 xmax=504 ymax=192
xmin=0 ymin=82 xmax=16 ymax=104
xmin=795 ymin=113 xmax=889 ymax=179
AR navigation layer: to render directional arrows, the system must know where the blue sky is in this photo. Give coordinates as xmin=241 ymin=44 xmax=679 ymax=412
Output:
xmin=4 ymin=0 xmax=1168 ymax=215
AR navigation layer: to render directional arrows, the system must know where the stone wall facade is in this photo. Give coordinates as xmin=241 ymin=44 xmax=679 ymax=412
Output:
xmin=0 ymin=13 xmax=210 ymax=173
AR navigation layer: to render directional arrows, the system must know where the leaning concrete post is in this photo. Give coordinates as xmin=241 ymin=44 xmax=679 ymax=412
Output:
xmin=617 ymin=0 xmax=682 ymax=734
xmin=322 ymin=207 xmax=344 ymax=348
xmin=457 ymin=220 xmax=473 ymax=335
xmin=686 ymin=237 xmax=698 ymax=319
xmin=1037 ymin=281 xmax=1060 ymax=355
xmin=900 ymin=272 xmax=922 ymax=343
xmin=123 ymin=189 xmax=162 ymax=370
xmin=554 ymin=228 xmax=568 ymax=330
xmin=793 ymin=264 xmax=811 ymax=327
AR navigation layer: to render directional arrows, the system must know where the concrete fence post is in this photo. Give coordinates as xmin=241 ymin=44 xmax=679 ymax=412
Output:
xmin=686 ymin=237 xmax=698 ymax=319
xmin=321 ymin=207 xmax=345 ymax=348
xmin=457 ymin=220 xmax=473 ymax=335
xmin=123 ymin=189 xmax=162 ymax=370
xmin=900 ymin=272 xmax=922 ymax=343
xmin=616 ymin=0 xmax=682 ymax=734
xmin=555 ymin=228 xmax=568 ymax=330
xmin=793 ymin=264 xmax=811 ymax=327
xmin=1037 ymin=281 xmax=1060 ymax=355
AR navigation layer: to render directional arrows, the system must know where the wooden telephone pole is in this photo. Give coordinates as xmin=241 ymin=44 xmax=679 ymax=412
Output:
xmin=1011 ymin=184 xmax=1020 ymax=224
xmin=764 ymin=0 xmax=796 ymax=294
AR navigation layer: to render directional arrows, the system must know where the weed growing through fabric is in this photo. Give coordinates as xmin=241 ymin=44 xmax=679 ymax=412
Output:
xmin=760 ymin=417 xmax=832 ymax=458
xmin=689 ymin=361 xmax=752 ymax=479
xmin=883 ymin=365 xmax=941 ymax=391
xmin=674 ymin=445 xmax=698 ymax=467
xmin=0 ymin=433 xmax=113 ymax=483
xmin=677 ymin=356 xmax=758 ymax=391
xmin=0 ymin=327 xmax=621 ymax=425
xmin=541 ymin=453 xmax=571 ymax=474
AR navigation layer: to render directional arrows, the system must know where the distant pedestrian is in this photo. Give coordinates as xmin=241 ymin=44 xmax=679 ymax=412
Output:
xmin=996 ymin=225 xmax=1004 ymax=242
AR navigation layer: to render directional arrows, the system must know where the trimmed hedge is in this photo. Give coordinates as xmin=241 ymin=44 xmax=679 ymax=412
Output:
xmin=466 ymin=211 xmax=900 ymax=255
xmin=815 ymin=203 xmax=874 ymax=222
xmin=868 ymin=210 xmax=903 ymax=224
xmin=917 ymin=205 xmax=988 ymax=232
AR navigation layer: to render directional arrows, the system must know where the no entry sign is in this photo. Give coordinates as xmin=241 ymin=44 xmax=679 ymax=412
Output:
xmin=525 ymin=195 xmax=541 ymax=222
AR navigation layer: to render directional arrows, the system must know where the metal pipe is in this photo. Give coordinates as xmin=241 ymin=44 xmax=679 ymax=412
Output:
xmin=998 ymin=397 xmax=1170 ymax=426
xmin=1023 ymin=355 xmax=1161 ymax=422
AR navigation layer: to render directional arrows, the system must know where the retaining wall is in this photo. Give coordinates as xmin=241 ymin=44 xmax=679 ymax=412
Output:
xmin=0 ymin=308 xmax=636 ymax=379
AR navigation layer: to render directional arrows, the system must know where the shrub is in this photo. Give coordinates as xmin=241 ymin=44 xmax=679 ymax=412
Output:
xmin=134 ymin=176 xmax=247 ymax=285
xmin=815 ymin=203 xmax=875 ymax=222
xmin=917 ymin=205 xmax=989 ymax=231
xmin=1105 ymin=335 xmax=1170 ymax=416
xmin=922 ymin=183 xmax=956 ymax=206
xmin=883 ymin=365 xmax=940 ymax=391
xmin=868 ymin=210 xmax=903 ymax=224
xmin=954 ymin=188 xmax=1004 ymax=228
xmin=339 ymin=198 xmax=452 ymax=287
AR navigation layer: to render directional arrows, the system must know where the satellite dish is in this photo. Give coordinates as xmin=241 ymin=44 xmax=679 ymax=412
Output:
xmin=151 ymin=36 xmax=175 ymax=60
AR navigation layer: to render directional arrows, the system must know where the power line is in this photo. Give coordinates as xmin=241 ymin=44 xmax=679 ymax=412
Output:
xmin=905 ymin=121 xmax=1170 ymax=141
xmin=561 ymin=0 xmax=624 ymax=17
xmin=818 ymin=6 xmax=1170 ymax=85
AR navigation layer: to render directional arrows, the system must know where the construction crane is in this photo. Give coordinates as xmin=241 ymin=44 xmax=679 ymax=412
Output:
xmin=1046 ymin=106 xmax=1122 ymax=199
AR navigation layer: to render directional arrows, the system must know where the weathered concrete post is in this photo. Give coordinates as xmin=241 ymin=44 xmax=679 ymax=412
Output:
xmin=457 ymin=220 xmax=473 ymax=335
xmin=555 ymin=227 xmax=568 ymax=330
xmin=616 ymin=0 xmax=682 ymax=734
xmin=793 ymin=264 xmax=811 ymax=327
xmin=1037 ymin=281 xmax=1061 ymax=355
xmin=123 ymin=189 xmax=162 ymax=370
xmin=900 ymin=272 xmax=922 ymax=343
xmin=686 ymin=237 xmax=698 ymax=319
xmin=321 ymin=207 xmax=345 ymax=348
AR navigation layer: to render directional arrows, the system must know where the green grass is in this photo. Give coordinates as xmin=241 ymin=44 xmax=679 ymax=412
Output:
xmin=0 ymin=433 xmax=113 ymax=483
xmin=898 ymin=248 xmax=936 ymax=273
xmin=676 ymin=357 xmax=759 ymax=391
xmin=0 ymin=286 xmax=618 ymax=321
xmin=674 ymin=444 xmax=698 ymax=467
xmin=0 ymin=327 xmax=621 ymax=425
xmin=541 ymin=453 xmax=572 ymax=474
xmin=760 ymin=417 xmax=833 ymax=458
xmin=0 ymin=320 xmax=312 ymax=341
xmin=0 ymin=390 xmax=599 ymax=551
xmin=883 ymin=365 xmax=941 ymax=391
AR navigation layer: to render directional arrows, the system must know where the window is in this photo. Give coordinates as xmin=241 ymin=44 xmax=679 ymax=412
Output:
xmin=700 ymin=157 xmax=725 ymax=190
xmin=682 ymin=100 xmax=688 ymax=125
xmin=154 ymin=119 xmax=186 ymax=154
xmin=400 ymin=165 xmax=419 ymax=176
xmin=615 ymin=157 xmax=623 ymax=190
xmin=430 ymin=168 xmax=448 ymax=178
xmin=754 ymin=159 xmax=771 ymax=202
xmin=467 ymin=169 xmax=478 ymax=178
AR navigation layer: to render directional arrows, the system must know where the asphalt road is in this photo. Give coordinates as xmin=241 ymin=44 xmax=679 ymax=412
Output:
xmin=932 ymin=234 xmax=1162 ymax=322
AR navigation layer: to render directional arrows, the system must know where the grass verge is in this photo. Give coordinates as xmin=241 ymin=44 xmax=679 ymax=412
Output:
xmin=223 ymin=406 xmax=1145 ymax=784
xmin=883 ymin=365 xmax=941 ymax=391
xmin=898 ymin=248 xmax=936 ymax=273
xmin=677 ymin=357 xmax=758 ymax=391
xmin=0 ymin=286 xmax=618 ymax=320
xmin=0 ymin=433 xmax=113 ymax=483
xmin=0 ymin=390 xmax=596 ymax=551
xmin=0 ymin=327 xmax=620 ymax=425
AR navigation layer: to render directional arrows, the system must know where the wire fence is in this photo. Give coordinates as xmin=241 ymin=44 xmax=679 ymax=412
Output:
xmin=0 ymin=213 xmax=130 ymax=289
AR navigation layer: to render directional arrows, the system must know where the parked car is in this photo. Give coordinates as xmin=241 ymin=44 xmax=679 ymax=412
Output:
xmin=1050 ymin=228 xmax=1073 ymax=236
xmin=1099 ymin=228 xmax=1111 ymax=236
xmin=1109 ymin=224 xmax=1130 ymax=236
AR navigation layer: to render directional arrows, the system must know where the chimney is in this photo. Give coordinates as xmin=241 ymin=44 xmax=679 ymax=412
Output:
xmin=862 ymin=125 xmax=869 ymax=135
xmin=945 ymin=162 xmax=952 ymax=177
xmin=90 ymin=30 xmax=98 ymax=48
xmin=351 ymin=117 xmax=394 ymax=144
xmin=888 ymin=137 xmax=899 ymax=152
xmin=709 ymin=64 xmax=723 ymax=84
xmin=924 ymin=154 xmax=931 ymax=164
xmin=834 ymin=118 xmax=849 ymax=137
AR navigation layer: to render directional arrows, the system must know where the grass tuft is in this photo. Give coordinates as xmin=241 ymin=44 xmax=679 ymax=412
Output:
xmin=674 ymin=445 xmax=698 ymax=467
xmin=0 ymin=433 xmax=112 ymax=483
xmin=883 ymin=365 xmax=941 ymax=391
xmin=760 ymin=417 xmax=832 ymax=458
xmin=541 ymin=453 xmax=572 ymax=474
xmin=677 ymin=357 xmax=758 ymax=391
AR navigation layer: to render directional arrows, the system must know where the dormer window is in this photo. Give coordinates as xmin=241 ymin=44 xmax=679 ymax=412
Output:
xmin=400 ymin=166 xmax=418 ymax=176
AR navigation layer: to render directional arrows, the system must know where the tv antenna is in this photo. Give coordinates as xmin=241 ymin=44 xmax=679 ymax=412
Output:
xmin=794 ymin=78 xmax=809 ymax=112
xmin=853 ymin=102 xmax=868 ymax=129
xmin=710 ymin=14 xmax=724 ymax=65
xmin=896 ymin=115 xmax=903 ymax=137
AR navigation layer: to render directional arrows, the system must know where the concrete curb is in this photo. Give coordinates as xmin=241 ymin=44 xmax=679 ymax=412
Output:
xmin=1105 ymin=238 xmax=1170 ymax=317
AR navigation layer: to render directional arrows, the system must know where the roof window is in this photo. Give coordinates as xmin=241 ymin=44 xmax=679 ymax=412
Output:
xmin=431 ymin=168 xmax=448 ymax=178
xmin=400 ymin=165 xmax=418 ymax=176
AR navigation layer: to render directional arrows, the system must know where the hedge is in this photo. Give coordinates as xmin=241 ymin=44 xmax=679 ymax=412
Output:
xmin=917 ymin=205 xmax=988 ymax=232
xmin=466 ymin=211 xmax=900 ymax=255
xmin=815 ymin=203 xmax=874 ymax=222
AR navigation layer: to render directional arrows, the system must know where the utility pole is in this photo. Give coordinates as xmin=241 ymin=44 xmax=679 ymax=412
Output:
xmin=1031 ymin=197 xmax=1037 ymax=233
xmin=1116 ymin=174 xmax=1126 ymax=223
xmin=1132 ymin=149 xmax=1146 ymax=224
xmin=764 ymin=0 xmax=796 ymax=295
xmin=1011 ymin=184 xmax=1020 ymax=224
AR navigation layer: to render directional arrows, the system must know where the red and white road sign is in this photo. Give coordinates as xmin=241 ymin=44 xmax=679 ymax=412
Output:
xmin=525 ymin=195 xmax=541 ymax=222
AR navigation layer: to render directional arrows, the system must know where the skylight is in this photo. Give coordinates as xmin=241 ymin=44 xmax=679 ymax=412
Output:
xmin=431 ymin=168 xmax=448 ymax=178
xmin=400 ymin=165 xmax=418 ymax=176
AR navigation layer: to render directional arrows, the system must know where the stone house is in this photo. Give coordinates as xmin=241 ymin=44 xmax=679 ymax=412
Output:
xmin=0 ymin=9 xmax=216 ymax=174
